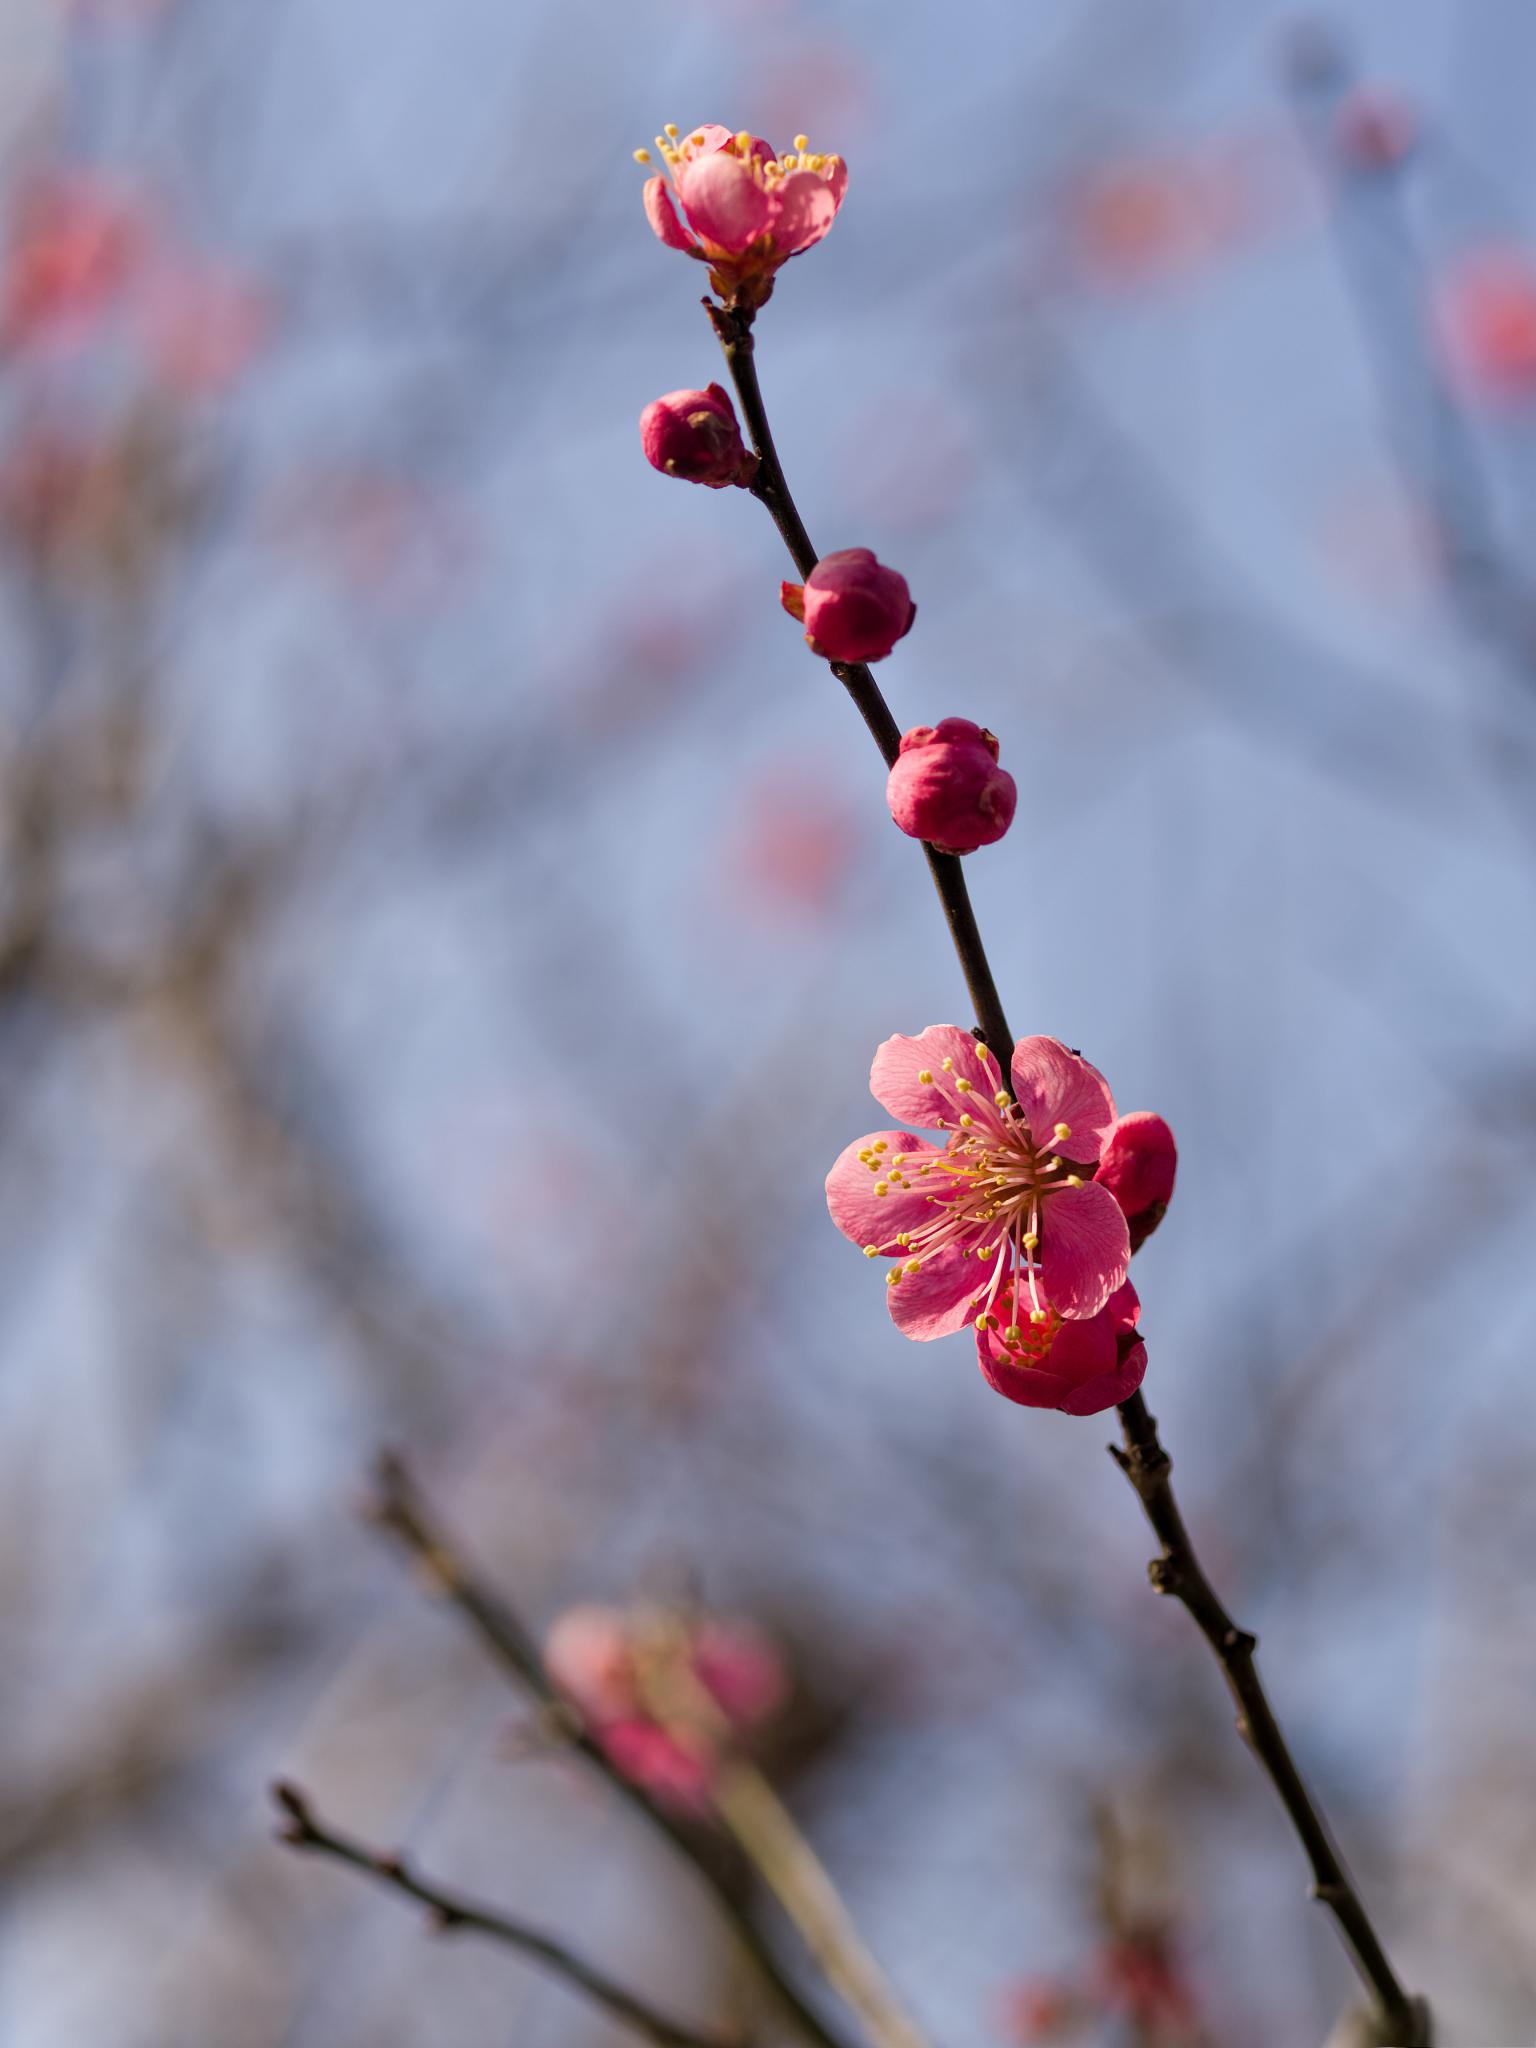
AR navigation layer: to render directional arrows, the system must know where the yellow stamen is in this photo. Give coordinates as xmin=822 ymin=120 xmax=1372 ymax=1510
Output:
xmin=1054 ymin=1122 xmax=1072 ymax=1140
xmin=886 ymin=1269 xmax=902 ymax=1287
xmin=1023 ymin=1232 xmax=1039 ymax=1251
xmin=959 ymin=1113 xmax=974 ymax=1128
xmin=664 ymin=123 xmax=680 ymax=139
xmin=874 ymin=1140 xmax=888 ymax=1152
xmin=941 ymin=1057 xmax=954 ymax=1072
xmin=956 ymin=1078 xmax=973 ymax=1093
xmin=1005 ymin=1325 xmax=1023 ymax=1345
xmin=864 ymin=1245 xmax=879 ymax=1257
xmin=1030 ymin=1309 xmax=1048 ymax=1324
xmin=994 ymin=1090 xmax=1011 ymax=1107
xmin=735 ymin=130 xmax=753 ymax=150
xmin=918 ymin=1069 xmax=934 ymax=1084
xmin=874 ymin=1182 xmax=889 ymax=1196
xmin=633 ymin=148 xmax=652 ymax=164
xmin=904 ymin=1259 xmax=921 ymax=1275
xmin=793 ymin=133 xmax=810 ymax=153
xmin=1067 ymin=1175 xmax=1083 ymax=1188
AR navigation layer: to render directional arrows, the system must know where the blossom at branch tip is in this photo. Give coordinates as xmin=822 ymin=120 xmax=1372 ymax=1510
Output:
xmin=633 ymin=123 xmax=846 ymax=310
xmin=886 ymin=718 xmax=1016 ymax=854
xmin=544 ymin=1603 xmax=785 ymax=1813
xmin=639 ymin=383 xmax=757 ymax=488
xmin=780 ymin=548 xmax=914 ymax=664
xmin=1094 ymin=1110 xmax=1177 ymax=1252
xmin=827 ymin=1027 xmax=1131 ymax=1348
xmin=977 ymin=1277 xmax=1145 ymax=1416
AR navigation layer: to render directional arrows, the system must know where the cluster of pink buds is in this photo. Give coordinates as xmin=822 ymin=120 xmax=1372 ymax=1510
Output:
xmin=544 ymin=1603 xmax=786 ymax=1813
xmin=634 ymin=124 xmax=846 ymax=312
xmin=827 ymin=1028 xmax=1176 ymax=1416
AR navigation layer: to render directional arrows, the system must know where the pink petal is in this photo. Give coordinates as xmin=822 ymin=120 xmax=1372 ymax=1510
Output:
xmin=1039 ymin=1181 xmax=1130 ymax=1319
xmin=977 ymin=1310 xmax=1117 ymax=1411
xmin=770 ymin=170 xmax=839 ymax=255
xmin=676 ymin=152 xmax=771 ymax=254
xmin=869 ymin=1025 xmax=1003 ymax=1129
xmin=1104 ymin=1278 xmax=1140 ymax=1333
xmin=1009 ymin=1036 xmax=1117 ymax=1162
xmin=886 ymin=1246 xmax=982 ymax=1340
xmin=1058 ymin=1337 xmax=1146 ymax=1416
xmin=644 ymin=177 xmax=695 ymax=252
xmin=825 ymin=1130 xmax=945 ymax=1249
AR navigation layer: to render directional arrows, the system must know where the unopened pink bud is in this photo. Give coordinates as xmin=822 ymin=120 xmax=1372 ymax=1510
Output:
xmin=1094 ymin=1111 xmax=1177 ymax=1251
xmin=780 ymin=547 xmax=915 ymax=664
xmin=639 ymin=384 xmax=756 ymax=488
xmin=885 ymin=718 xmax=1016 ymax=854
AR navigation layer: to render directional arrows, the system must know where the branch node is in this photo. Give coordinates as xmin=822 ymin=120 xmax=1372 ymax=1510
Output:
xmin=1147 ymin=1555 xmax=1181 ymax=1596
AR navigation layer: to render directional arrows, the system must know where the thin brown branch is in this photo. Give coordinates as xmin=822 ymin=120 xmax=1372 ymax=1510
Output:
xmin=1112 ymin=1394 xmax=1431 ymax=2047
xmin=708 ymin=294 xmax=1431 ymax=2048
xmin=271 ymin=1782 xmax=739 ymax=2048
xmin=364 ymin=1453 xmax=862 ymax=2048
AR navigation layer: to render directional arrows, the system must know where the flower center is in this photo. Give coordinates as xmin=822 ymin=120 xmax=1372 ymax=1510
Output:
xmin=632 ymin=125 xmax=843 ymax=197
xmin=860 ymin=1044 xmax=1086 ymax=1321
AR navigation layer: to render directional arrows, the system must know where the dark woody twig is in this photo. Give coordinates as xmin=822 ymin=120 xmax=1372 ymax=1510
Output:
xmin=271 ymin=1781 xmax=741 ymax=2048
xmin=364 ymin=1453 xmax=861 ymax=2048
xmin=708 ymin=297 xmax=1430 ymax=2048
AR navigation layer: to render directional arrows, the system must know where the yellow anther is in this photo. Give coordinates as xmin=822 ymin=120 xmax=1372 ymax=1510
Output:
xmin=904 ymin=1258 xmax=921 ymax=1275
xmin=956 ymin=1077 xmax=973 ymax=1093
xmin=975 ymin=1314 xmax=991 ymax=1332
xmin=874 ymin=1182 xmax=889 ymax=1196
xmin=633 ymin=147 xmax=653 ymax=164
xmin=1023 ymin=1232 xmax=1039 ymax=1251
xmin=959 ymin=1112 xmax=974 ymax=1128
xmin=886 ymin=1268 xmax=902 ymax=1286
xmin=1030 ymin=1308 xmax=1048 ymax=1324
xmin=781 ymin=152 xmax=798 ymax=170
xmin=735 ymin=130 xmax=753 ymax=150
xmin=874 ymin=1140 xmax=888 ymax=1152
xmin=918 ymin=1069 xmax=934 ymax=1084
xmin=794 ymin=133 xmax=810 ymax=153
xmin=1067 ymin=1174 xmax=1083 ymax=1188
xmin=941 ymin=1057 xmax=954 ymax=1071
xmin=1054 ymin=1122 xmax=1072 ymax=1140
xmin=654 ymin=136 xmax=670 ymax=153
xmin=692 ymin=130 xmax=705 ymax=142
xmin=994 ymin=1090 xmax=1011 ymax=1107
xmin=891 ymin=1152 xmax=905 ymax=1165
xmin=919 ymin=1164 xmax=932 ymax=1176
xmin=977 ymin=1243 xmax=995 ymax=1260
xmin=664 ymin=123 xmax=680 ymax=139
xmin=896 ymin=1233 xmax=911 ymax=1248
xmin=1005 ymin=1325 xmax=1023 ymax=1345
xmin=864 ymin=1244 xmax=879 ymax=1257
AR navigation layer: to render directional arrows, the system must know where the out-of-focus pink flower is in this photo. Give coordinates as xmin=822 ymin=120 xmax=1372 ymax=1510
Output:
xmin=138 ymin=258 xmax=271 ymax=395
xmin=635 ymin=123 xmax=846 ymax=309
xmin=1066 ymin=137 xmax=1287 ymax=288
xmin=544 ymin=1603 xmax=785 ymax=1812
xmin=1437 ymin=246 xmax=1536 ymax=403
xmin=725 ymin=768 xmax=858 ymax=917
xmin=977 ymin=1277 xmax=1145 ymax=1416
xmin=1334 ymin=89 xmax=1418 ymax=173
xmin=1095 ymin=1936 xmax=1201 ymax=2036
xmin=1094 ymin=1111 xmax=1177 ymax=1253
xmin=1000 ymin=1977 xmax=1087 ymax=2043
xmin=781 ymin=548 xmax=914 ymax=664
xmin=2 ymin=170 xmax=145 ymax=353
xmin=826 ymin=1027 xmax=1131 ymax=1340
xmin=639 ymin=383 xmax=757 ymax=488
xmin=886 ymin=719 xmax=1016 ymax=855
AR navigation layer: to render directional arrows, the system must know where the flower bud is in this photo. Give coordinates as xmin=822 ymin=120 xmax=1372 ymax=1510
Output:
xmin=639 ymin=384 xmax=756 ymax=488
xmin=780 ymin=547 xmax=915 ymax=664
xmin=885 ymin=717 xmax=1017 ymax=854
xmin=1094 ymin=1110 xmax=1177 ymax=1251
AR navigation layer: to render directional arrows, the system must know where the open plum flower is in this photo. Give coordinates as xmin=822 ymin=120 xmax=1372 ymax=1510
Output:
xmin=827 ymin=1027 xmax=1133 ymax=1342
xmin=977 ymin=1277 xmax=1146 ymax=1416
xmin=634 ymin=123 xmax=846 ymax=309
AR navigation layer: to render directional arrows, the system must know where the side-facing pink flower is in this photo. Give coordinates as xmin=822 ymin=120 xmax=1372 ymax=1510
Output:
xmin=639 ymin=383 xmax=757 ymax=487
xmin=634 ymin=124 xmax=846 ymax=309
xmin=1437 ymin=246 xmax=1536 ymax=403
xmin=544 ymin=1603 xmax=785 ymax=1813
xmin=1094 ymin=1111 xmax=1177 ymax=1252
xmin=781 ymin=548 xmax=915 ymax=664
xmin=977 ymin=1277 xmax=1145 ymax=1416
xmin=886 ymin=718 xmax=1016 ymax=853
xmin=826 ymin=1027 xmax=1131 ymax=1342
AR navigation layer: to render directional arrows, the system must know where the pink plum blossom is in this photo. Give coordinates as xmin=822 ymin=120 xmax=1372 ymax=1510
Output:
xmin=886 ymin=718 xmax=1017 ymax=854
xmin=1437 ymin=246 xmax=1536 ymax=403
xmin=635 ymin=124 xmax=846 ymax=309
xmin=1094 ymin=1110 xmax=1177 ymax=1252
xmin=976 ymin=1277 xmax=1145 ymax=1416
xmin=2 ymin=171 xmax=145 ymax=354
xmin=544 ymin=1603 xmax=785 ymax=1813
xmin=826 ymin=1027 xmax=1131 ymax=1344
xmin=780 ymin=548 xmax=915 ymax=664
xmin=639 ymin=383 xmax=757 ymax=488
